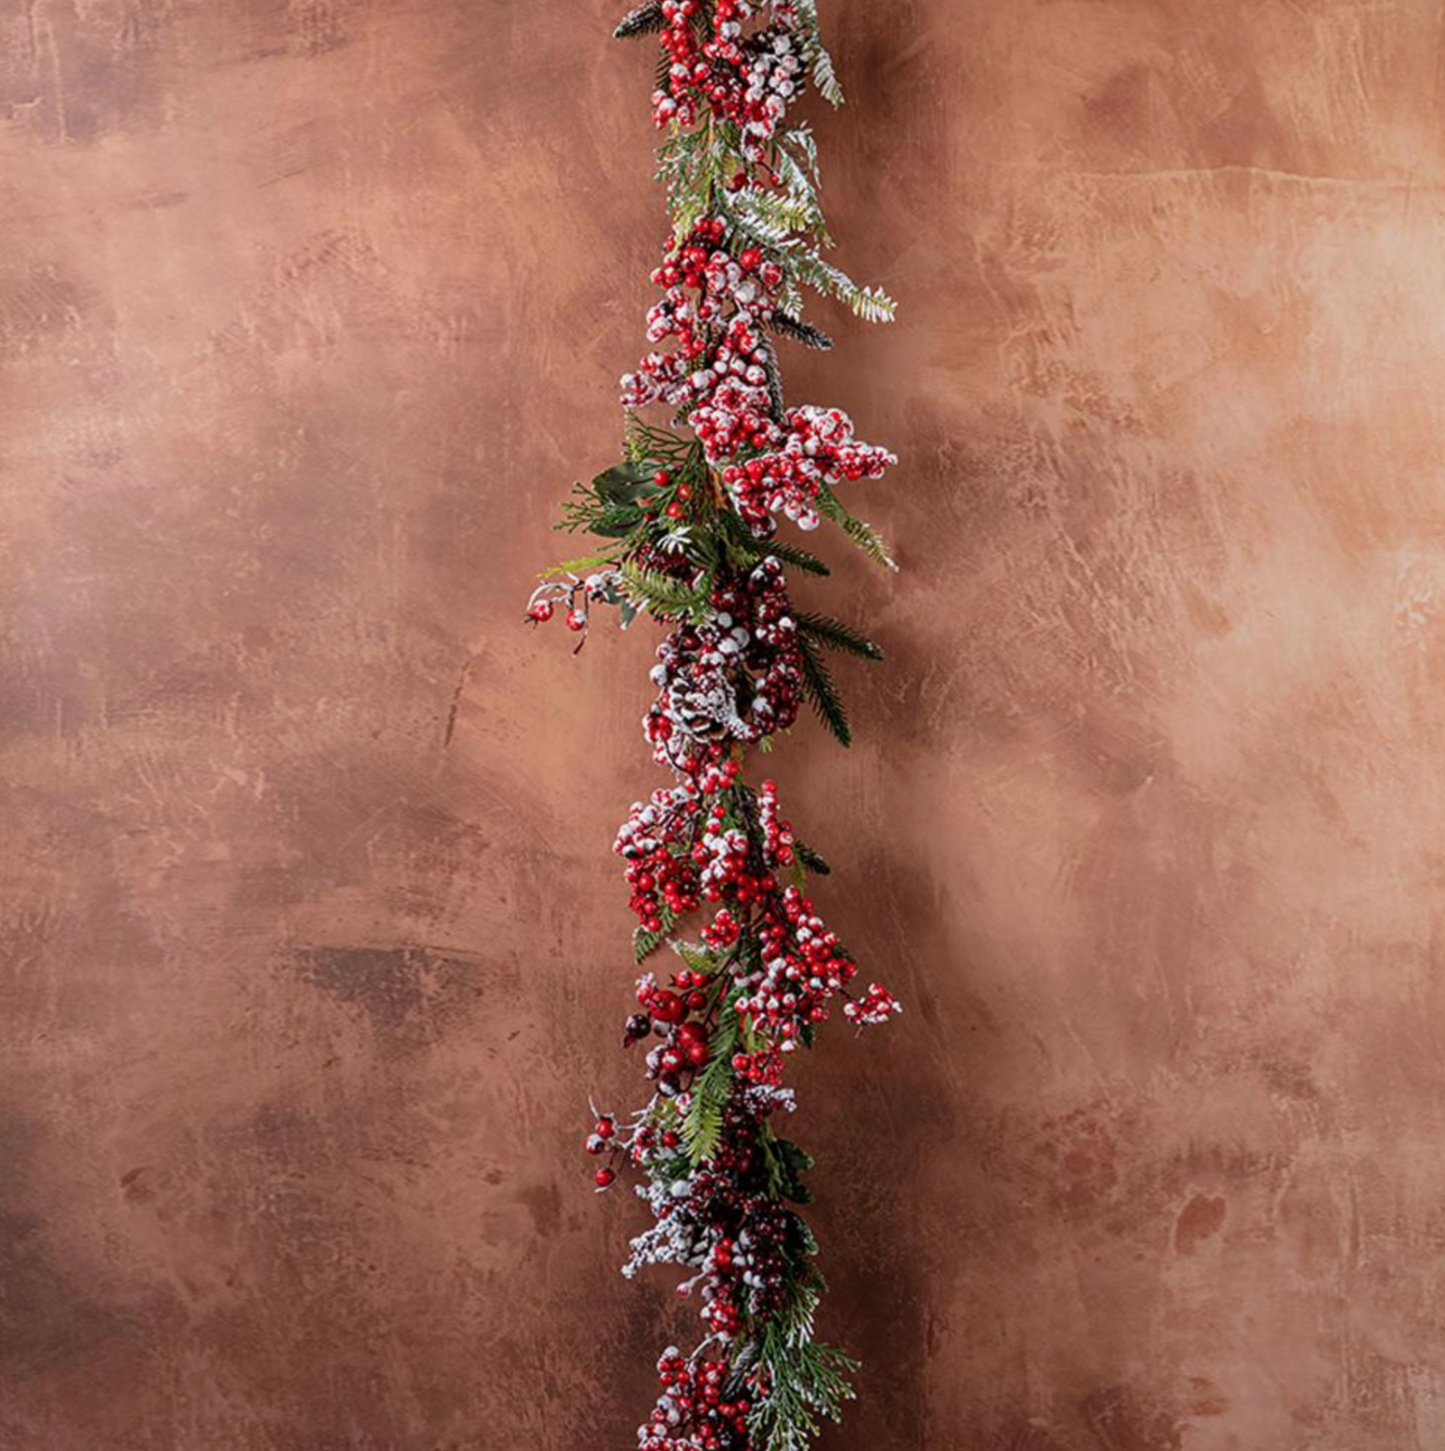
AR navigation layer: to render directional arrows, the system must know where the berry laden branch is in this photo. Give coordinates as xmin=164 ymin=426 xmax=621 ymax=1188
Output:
xmin=527 ymin=4 xmax=900 ymax=1448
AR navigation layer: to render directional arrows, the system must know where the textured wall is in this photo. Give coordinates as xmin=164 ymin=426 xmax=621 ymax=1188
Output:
xmin=4 ymin=1 xmax=1445 ymax=1447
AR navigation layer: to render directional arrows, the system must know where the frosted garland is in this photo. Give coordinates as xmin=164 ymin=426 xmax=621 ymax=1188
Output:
xmin=529 ymin=3 xmax=899 ymax=1446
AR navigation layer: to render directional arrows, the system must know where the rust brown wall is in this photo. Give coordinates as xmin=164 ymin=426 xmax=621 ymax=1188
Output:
xmin=4 ymin=0 xmax=1445 ymax=1448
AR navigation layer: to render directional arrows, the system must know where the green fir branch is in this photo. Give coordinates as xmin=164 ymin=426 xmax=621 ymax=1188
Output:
xmin=793 ymin=839 xmax=832 ymax=876
xmin=769 ymin=310 xmax=834 ymax=351
xmin=613 ymin=1 xmax=664 ymax=38
xmin=797 ymin=633 xmax=852 ymax=747
xmin=747 ymin=1332 xmax=857 ymax=1451
xmin=795 ymin=612 xmax=883 ymax=661
xmin=720 ymin=515 xmax=832 ymax=577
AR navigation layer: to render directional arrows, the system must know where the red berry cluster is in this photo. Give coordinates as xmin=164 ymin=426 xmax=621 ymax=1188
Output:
xmin=636 ymin=972 xmax=715 ymax=1092
xmin=639 ymin=1349 xmax=753 ymax=1451
xmin=690 ymin=380 xmax=780 ymax=464
xmin=754 ymin=778 xmax=794 ymax=866
xmin=523 ymin=568 xmax=623 ymax=639
xmin=621 ymin=219 xmax=783 ymax=428
xmin=844 ymin=981 xmax=903 ymax=1026
xmin=734 ymin=886 xmax=857 ymax=1048
xmin=617 ymin=781 xmax=704 ymax=930
xmin=702 ymin=906 xmax=742 ymax=949
xmin=723 ymin=405 xmax=898 ymax=534
xmin=649 ymin=0 xmax=805 ymax=162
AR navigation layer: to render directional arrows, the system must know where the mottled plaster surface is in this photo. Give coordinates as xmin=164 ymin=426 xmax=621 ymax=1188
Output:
xmin=3 ymin=1 xmax=1445 ymax=1448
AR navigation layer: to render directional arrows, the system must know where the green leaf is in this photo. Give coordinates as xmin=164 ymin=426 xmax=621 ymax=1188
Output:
xmin=593 ymin=460 xmax=662 ymax=506
xmin=796 ymin=612 xmax=883 ymax=661
xmin=767 ymin=1136 xmax=816 ymax=1203
xmin=797 ymin=633 xmax=851 ymax=747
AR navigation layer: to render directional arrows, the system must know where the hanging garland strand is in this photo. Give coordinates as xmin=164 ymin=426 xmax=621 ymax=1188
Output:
xmin=528 ymin=3 xmax=899 ymax=1447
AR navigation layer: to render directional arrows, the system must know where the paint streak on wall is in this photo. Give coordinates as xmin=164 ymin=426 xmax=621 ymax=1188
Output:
xmin=3 ymin=1 xmax=1444 ymax=1448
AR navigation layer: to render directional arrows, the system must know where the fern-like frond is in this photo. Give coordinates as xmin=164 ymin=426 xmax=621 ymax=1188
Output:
xmin=816 ymin=489 xmax=898 ymax=572
xmin=633 ymin=906 xmax=678 ymax=962
xmin=790 ymin=0 xmax=845 ymax=107
xmin=791 ymin=253 xmax=897 ymax=323
xmin=682 ymin=1013 xmax=738 ymax=1162
xmin=619 ymin=562 xmax=708 ymax=619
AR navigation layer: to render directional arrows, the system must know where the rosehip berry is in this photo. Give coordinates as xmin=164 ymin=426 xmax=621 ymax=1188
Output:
xmin=527 ymin=600 xmax=553 ymax=622
xmin=566 ymin=608 xmax=586 ymax=631
xmin=594 ymin=1167 xmax=616 ymax=1188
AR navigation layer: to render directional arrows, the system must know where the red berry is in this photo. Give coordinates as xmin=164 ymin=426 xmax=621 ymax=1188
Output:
xmin=527 ymin=599 xmax=554 ymax=623
xmin=651 ymin=990 xmax=685 ymax=1023
xmin=738 ymin=247 xmax=761 ymax=271
xmin=594 ymin=1167 xmax=615 ymax=1188
xmin=565 ymin=608 xmax=586 ymax=631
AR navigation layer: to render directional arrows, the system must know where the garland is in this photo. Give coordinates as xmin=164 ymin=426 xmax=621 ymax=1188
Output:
xmin=529 ymin=5 xmax=899 ymax=1447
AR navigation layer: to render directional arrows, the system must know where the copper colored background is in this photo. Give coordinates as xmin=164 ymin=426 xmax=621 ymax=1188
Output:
xmin=5 ymin=0 xmax=1445 ymax=1447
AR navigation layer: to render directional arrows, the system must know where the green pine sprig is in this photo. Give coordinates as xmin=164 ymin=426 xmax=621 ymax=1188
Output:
xmin=797 ymin=633 xmax=852 ymax=747
xmin=769 ymin=310 xmax=834 ymax=351
xmin=795 ymin=612 xmax=883 ymax=661
xmin=613 ymin=1 xmax=664 ymax=39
